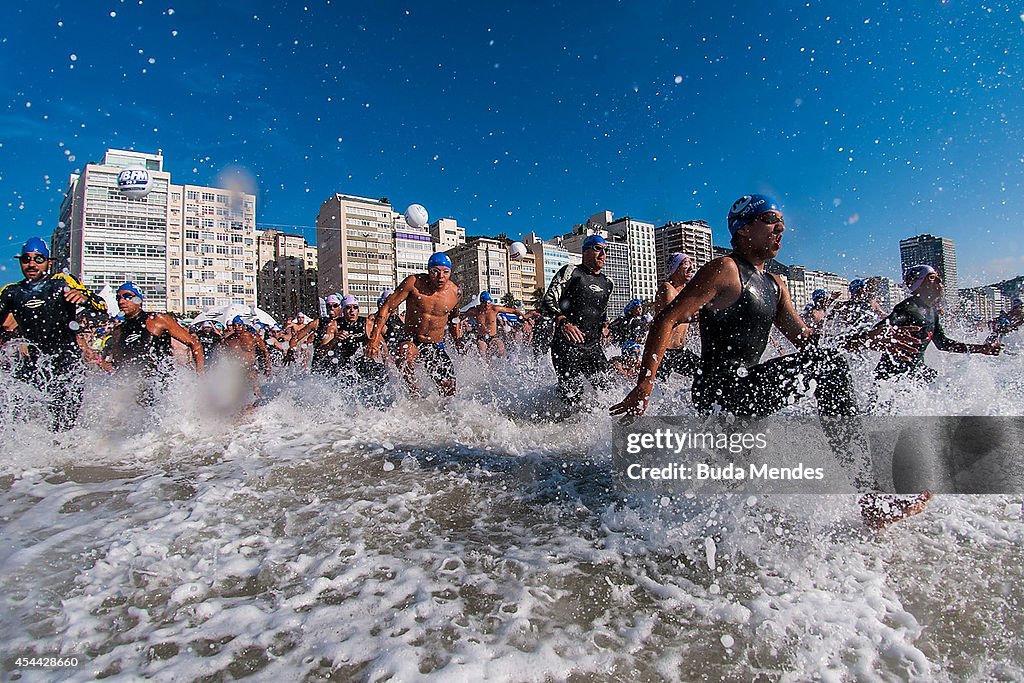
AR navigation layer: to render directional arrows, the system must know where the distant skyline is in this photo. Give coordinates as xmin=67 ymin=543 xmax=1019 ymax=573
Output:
xmin=2 ymin=2 xmax=1022 ymax=286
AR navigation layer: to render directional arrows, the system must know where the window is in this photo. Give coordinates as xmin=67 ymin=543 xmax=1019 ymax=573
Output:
xmin=201 ymin=192 xmax=215 ymax=202
xmin=186 ymin=296 xmax=199 ymax=306
xmin=202 ymin=297 xmax=216 ymax=306
xmin=187 ymin=191 xmax=199 ymax=200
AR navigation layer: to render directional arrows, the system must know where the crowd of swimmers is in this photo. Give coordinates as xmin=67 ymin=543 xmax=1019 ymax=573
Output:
xmin=2 ymin=194 xmax=1022 ymax=528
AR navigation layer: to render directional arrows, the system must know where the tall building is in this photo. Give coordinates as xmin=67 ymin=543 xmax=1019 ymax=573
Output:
xmin=653 ymin=220 xmax=714 ymax=279
xmin=429 ymin=218 xmax=466 ymax=250
xmin=53 ymin=148 xmax=258 ymax=315
xmin=393 ymin=213 xmax=434 ymax=288
xmin=869 ymin=276 xmax=901 ymax=311
xmin=899 ymin=234 xmax=957 ymax=301
xmin=256 ymin=229 xmax=319 ymax=321
xmin=54 ymin=149 xmax=172 ymax=310
xmin=177 ymin=184 xmax=258 ymax=315
xmin=606 ymin=215 xmax=658 ymax=304
xmin=447 ymin=237 xmax=509 ymax=305
xmin=316 ymin=194 xmax=396 ymax=309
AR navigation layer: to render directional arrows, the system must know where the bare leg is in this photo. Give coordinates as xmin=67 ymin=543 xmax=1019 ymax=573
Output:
xmin=859 ymin=491 xmax=932 ymax=529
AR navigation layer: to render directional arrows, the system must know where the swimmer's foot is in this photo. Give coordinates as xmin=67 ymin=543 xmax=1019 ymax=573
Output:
xmin=860 ymin=491 xmax=933 ymax=530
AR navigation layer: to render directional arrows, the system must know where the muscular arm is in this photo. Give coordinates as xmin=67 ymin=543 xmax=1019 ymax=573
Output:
xmin=772 ymin=276 xmax=816 ymax=348
xmin=933 ymin=316 xmax=1000 ymax=355
xmin=368 ymin=275 xmax=415 ymax=356
xmin=289 ymin=319 xmax=319 ymax=348
xmin=151 ymin=314 xmax=205 ymax=373
xmin=611 ymin=262 xmax=725 ymax=416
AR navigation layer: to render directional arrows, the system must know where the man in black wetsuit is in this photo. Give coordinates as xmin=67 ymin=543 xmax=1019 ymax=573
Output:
xmin=103 ymin=282 xmax=204 ymax=397
xmin=0 ymin=237 xmax=107 ymax=430
xmin=875 ymin=265 xmax=1001 ymax=382
xmin=540 ymin=234 xmax=614 ymax=405
xmin=608 ymin=298 xmax=649 ymax=346
xmin=612 ymin=194 xmax=928 ymax=528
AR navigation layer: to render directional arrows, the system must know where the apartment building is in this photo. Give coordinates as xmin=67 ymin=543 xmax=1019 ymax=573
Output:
xmin=316 ymin=194 xmax=396 ymax=309
xmin=256 ymin=229 xmax=319 ymax=321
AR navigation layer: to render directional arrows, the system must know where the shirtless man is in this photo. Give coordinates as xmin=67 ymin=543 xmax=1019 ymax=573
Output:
xmin=367 ymin=252 xmax=462 ymax=396
xmin=219 ymin=315 xmax=272 ymax=398
xmin=653 ymin=251 xmax=700 ymax=378
xmin=463 ymin=291 xmax=521 ymax=360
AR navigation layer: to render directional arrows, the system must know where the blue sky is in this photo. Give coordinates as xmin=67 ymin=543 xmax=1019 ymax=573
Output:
xmin=1 ymin=1 xmax=1022 ymax=286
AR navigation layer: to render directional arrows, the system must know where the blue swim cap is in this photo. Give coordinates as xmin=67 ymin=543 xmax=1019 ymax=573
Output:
xmin=582 ymin=234 xmax=608 ymax=252
xmin=849 ymin=279 xmax=867 ymax=294
xmin=231 ymin=315 xmax=245 ymax=325
xmin=20 ymin=237 xmax=50 ymax=258
xmin=624 ymin=298 xmax=643 ymax=314
xmin=117 ymin=281 xmax=144 ymax=300
xmin=811 ymin=289 xmax=828 ymax=303
xmin=904 ymin=264 xmax=936 ymax=293
xmin=621 ymin=340 xmax=642 ymax=357
xmin=727 ymin=194 xmax=781 ymax=234
xmin=428 ymin=252 xmax=452 ymax=270
xmin=479 ymin=291 xmax=492 ymax=303
xmin=377 ymin=289 xmax=393 ymax=307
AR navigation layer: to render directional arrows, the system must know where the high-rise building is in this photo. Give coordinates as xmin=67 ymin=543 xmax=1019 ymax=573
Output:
xmin=447 ymin=237 xmax=509 ymax=305
xmin=606 ymin=216 xmax=658 ymax=305
xmin=429 ymin=218 xmax=466 ymax=250
xmin=54 ymin=149 xmax=172 ymax=310
xmin=256 ymin=229 xmax=319 ymax=321
xmin=53 ymin=148 xmax=259 ymax=315
xmin=177 ymin=184 xmax=258 ymax=315
xmin=653 ymin=220 xmax=714 ymax=280
xmin=899 ymin=234 xmax=957 ymax=302
xmin=781 ymin=265 xmax=848 ymax=310
xmin=316 ymin=194 xmax=396 ymax=309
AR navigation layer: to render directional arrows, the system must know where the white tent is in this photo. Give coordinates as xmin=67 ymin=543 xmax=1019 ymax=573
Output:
xmin=97 ymin=285 xmax=119 ymax=316
xmin=192 ymin=304 xmax=278 ymax=327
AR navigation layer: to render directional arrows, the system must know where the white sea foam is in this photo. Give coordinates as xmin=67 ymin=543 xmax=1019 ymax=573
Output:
xmin=0 ymin=337 xmax=1022 ymax=680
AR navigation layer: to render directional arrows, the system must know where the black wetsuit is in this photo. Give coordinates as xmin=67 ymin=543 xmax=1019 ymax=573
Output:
xmin=312 ymin=316 xmax=384 ymax=381
xmin=383 ymin=314 xmax=411 ymax=347
xmin=608 ymin=314 xmax=649 ymax=345
xmin=541 ymin=264 xmax=614 ymax=403
xmin=0 ymin=273 xmax=106 ymax=430
xmin=107 ymin=312 xmax=174 ymax=375
xmin=530 ymin=315 xmax=556 ymax=356
xmin=692 ymin=254 xmax=872 ymax=488
xmin=875 ymin=296 xmax=973 ymax=381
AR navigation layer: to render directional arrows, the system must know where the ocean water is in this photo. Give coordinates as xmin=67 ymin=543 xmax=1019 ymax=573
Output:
xmin=1 ymin=337 xmax=1022 ymax=682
